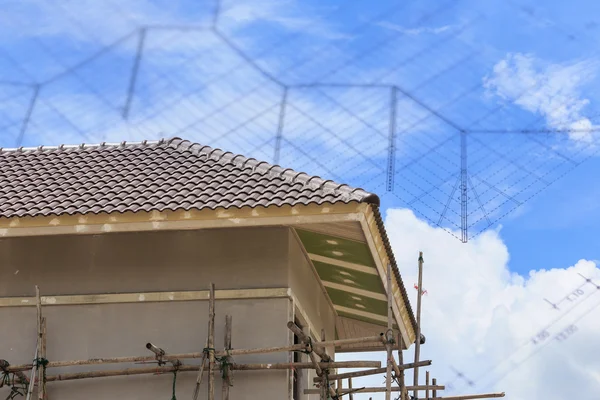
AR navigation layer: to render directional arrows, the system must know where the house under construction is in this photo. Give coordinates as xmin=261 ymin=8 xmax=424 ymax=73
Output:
xmin=0 ymin=137 xmax=503 ymax=400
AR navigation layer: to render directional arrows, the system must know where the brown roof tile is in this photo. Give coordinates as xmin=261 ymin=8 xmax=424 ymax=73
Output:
xmin=0 ymin=137 xmax=379 ymax=218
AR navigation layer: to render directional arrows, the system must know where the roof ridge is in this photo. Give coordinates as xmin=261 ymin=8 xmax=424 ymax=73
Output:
xmin=0 ymin=139 xmax=164 ymax=153
xmin=166 ymin=137 xmax=379 ymax=205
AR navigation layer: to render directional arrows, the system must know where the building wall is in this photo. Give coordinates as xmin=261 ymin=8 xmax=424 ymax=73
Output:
xmin=0 ymin=299 xmax=290 ymax=400
xmin=0 ymin=227 xmax=289 ymax=296
xmin=0 ymin=227 xmax=319 ymax=400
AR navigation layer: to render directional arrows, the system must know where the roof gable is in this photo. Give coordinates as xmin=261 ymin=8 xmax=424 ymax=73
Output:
xmin=0 ymin=137 xmax=379 ymax=219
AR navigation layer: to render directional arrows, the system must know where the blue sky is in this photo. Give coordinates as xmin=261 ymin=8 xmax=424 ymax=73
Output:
xmin=1 ymin=0 xmax=600 ymax=398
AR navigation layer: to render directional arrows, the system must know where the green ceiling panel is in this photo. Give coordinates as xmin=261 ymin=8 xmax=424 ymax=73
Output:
xmin=312 ymin=260 xmax=384 ymax=294
xmin=336 ymin=310 xmax=399 ymax=330
xmin=294 ymin=227 xmax=401 ymax=331
xmin=325 ymin=286 xmax=388 ymax=317
xmin=295 ymin=229 xmax=375 ymax=267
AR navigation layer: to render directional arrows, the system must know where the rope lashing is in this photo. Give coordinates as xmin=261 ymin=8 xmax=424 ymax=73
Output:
xmin=384 ymin=329 xmax=396 ymax=345
xmin=34 ymin=357 xmax=49 ymax=386
xmin=302 ymin=337 xmax=314 ymax=354
xmin=322 ymin=369 xmax=340 ymax=400
xmin=203 ymin=347 xmax=234 ymax=385
xmin=170 ymin=368 xmax=178 ymax=400
xmin=214 ymin=350 xmax=233 ymax=385
xmin=1 ymin=372 xmax=27 ymax=400
xmin=1 ymin=372 xmax=11 ymax=388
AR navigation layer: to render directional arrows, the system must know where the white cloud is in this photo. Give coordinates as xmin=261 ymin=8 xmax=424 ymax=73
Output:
xmin=483 ymin=53 xmax=599 ymax=143
xmin=0 ymin=0 xmax=201 ymax=44
xmin=218 ymin=0 xmax=349 ymax=40
xmin=377 ymin=21 xmax=456 ymax=36
xmin=339 ymin=208 xmax=600 ymax=399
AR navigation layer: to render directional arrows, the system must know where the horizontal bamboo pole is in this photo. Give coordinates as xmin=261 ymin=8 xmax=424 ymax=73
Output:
xmin=41 ymin=360 xmax=383 ymax=382
xmin=430 ymin=393 xmax=505 ymax=400
xmin=6 ymin=344 xmax=308 ymax=372
xmin=227 ymin=343 xmax=306 ymax=356
xmin=6 ymin=334 xmax=385 ymax=373
xmin=232 ymin=361 xmax=381 ymax=370
xmin=319 ymin=335 xmax=383 ymax=348
xmin=304 ymin=385 xmax=445 ymax=395
xmin=314 ymin=360 xmax=432 ymax=382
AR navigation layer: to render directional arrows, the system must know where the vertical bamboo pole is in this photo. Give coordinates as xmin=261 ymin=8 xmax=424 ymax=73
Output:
xmin=385 ymin=263 xmax=393 ymax=400
xmin=40 ymin=318 xmax=47 ymax=400
xmin=25 ymin=345 xmax=39 ymax=400
xmin=398 ymin=332 xmax=407 ymax=400
xmin=36 ymin=286 xmax=43 ymax=400
xmin=192 ymin=339 xmax=208 ymax=400
xmin=348 ymin=378 xmax=354 ymax=400
xmin=208 ymin=283 xmax=216 ymax=400
xmin=413 ymin=252 xmax=424 ymax=400
xmin=432 ymin=378 xmax=437 ymax=398
xmin=222 ymin=315 xmax=232 ymax=400
xmin=320 ymin=329 xmax=327 ymax=400
xmin=426 ymin=371 xmax=430 ymax=400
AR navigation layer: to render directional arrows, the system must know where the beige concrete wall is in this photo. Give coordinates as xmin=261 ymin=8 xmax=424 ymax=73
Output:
xmin=0 ymin=299 xmax=290 ymax=400
xmin=0 ymin=227 xmax=289 ymax=297
xmin=0 ymin=227 xmax=296 ymax=400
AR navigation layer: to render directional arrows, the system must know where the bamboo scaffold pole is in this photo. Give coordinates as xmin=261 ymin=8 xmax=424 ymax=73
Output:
xmin=319 ymin=329 xmax=326 ymax=400
xmin=26 ymin=286 xmax=43 ymax=400
xmin=414 ymin=251 xmax=425 ymax=400
xmin=230 ymin=361 xmax=381 ymax=370
xmin=207 ymin=283 xmax=216 ymax=400
xmin=222 ymin=315 xmax=233 ymax=400
xmin=39 ymin=318 xmax=47 ymax=400
xmin=192 ymin=339 xmax=208 ymax=400
xmin=426 ymin=371 xmax=430 ymax=400
xmin=398 ymin=332 xmax=407 ymax=400
xmin=6 ymin=340 xmax=380 ymax=373
xmin=319 ymin=335 xmax=382 ymax=348
xmin=304 ymin=385 xmax=446 ymax=395
xmin=429 ymin=393 xmax=505 ymax=400
xmin=36 ymin=286 xmax=43 ymax=400
xmin=287 ymin=321 xmax=336 ymax=399
xmin=287 ymin=322 xmax=331 ymax=362
xmin=385 ymin=263 xmax=393 ymax=400
xmin=38 ymin=361 xmax=382 ymax=383
xmin=313 ymin=360 xmax=431 ymax=382
xmin=24 ymin=345 xmax=39 ymax=400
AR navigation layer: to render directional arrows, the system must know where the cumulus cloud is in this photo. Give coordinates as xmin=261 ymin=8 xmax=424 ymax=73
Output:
xmin=483 ymin=53 xmax=599 ymax=142
xmin=339 ymin=208 xmax=600 ymax=399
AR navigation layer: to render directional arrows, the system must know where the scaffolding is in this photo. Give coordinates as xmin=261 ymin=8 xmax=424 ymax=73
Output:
xmin=0 ymin=254 xmax=505 ymax=400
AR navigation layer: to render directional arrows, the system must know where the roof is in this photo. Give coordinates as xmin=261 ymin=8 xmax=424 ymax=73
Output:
xmin=0 ymin=136 xmax=418 ymax=341
xmin=0 ymin=137 xmax=379 ymax=218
